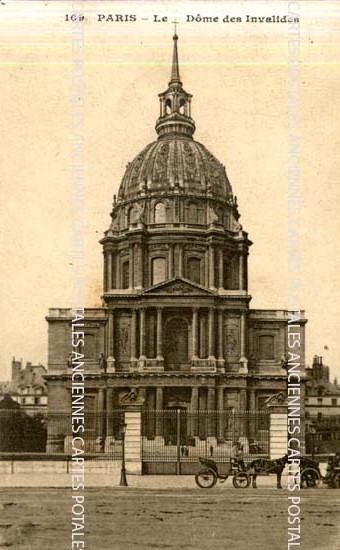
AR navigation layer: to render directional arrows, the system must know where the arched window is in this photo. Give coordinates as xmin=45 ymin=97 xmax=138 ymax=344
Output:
xmin=127 ymin=205 xmax=137 ymax=225
xmin=152 ymin=257 xmax=166 ymax=285
xmin=165 ymin=98 xmax=172 ymax=114
xmin=259 ymin=335 xmax=275 ymax=360
xmin=187 ymin=257 xmax=201 ymax=284
xmin=216 ymin=207 xmax=224 ymax=224
xmin=154 ymin=202 xmax=166 ymax=223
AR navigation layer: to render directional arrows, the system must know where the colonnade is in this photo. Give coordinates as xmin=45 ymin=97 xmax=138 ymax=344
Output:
xmin=103 ymin=243 xmax=247 ymax=291
xmin=106 ymin=307 xmax=247 ymax=367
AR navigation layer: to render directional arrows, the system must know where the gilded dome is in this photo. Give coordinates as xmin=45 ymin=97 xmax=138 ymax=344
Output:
xmin=117 ymin=137 xmax=233 ymax=202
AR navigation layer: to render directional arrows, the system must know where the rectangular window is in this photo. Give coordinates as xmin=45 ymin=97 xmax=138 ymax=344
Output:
xmin=259 ymin=335 xmax=275 ymax=360
xmin=152 ymin=257 xmax=166 ymax=285
xmin=122 ymin=261 xmax=129 ymax=289
xmin=317 ymin=397 xmax=323 ymax=405
xmin=332 ymin=398 xmax=337 ymax=406
xmin=187 ymin=257 xmax=201 ymax=285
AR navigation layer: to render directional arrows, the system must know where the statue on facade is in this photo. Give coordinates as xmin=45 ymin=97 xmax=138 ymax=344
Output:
xmin=99 ymin=353 xmax=107 ymax=373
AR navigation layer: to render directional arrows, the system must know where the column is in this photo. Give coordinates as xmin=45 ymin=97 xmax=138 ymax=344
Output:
xmin=103 ymin=253 xmax=107 ymax=292
xmin=207 ymin=387 xmax=216 ymax=436
xmin=130 ymin=309 xmax=137 ymax=363
xmin=106 ymin=309 xmax=115 ymax=372
xmin=204 ymin=248 xmax=209 ymax=287
xmin=218 ymin=248 xmax=224 ymax=289
xmin=189 ymin=387 xmax=199 ymax=437
xmin=105 ymin=388 xmax=114 ymax=451
xmin=129 ymin=245 xmax=134 ymax=289
xmin=217 ymin=309 xmax=224 ymax=361
xmin=217 ymin=386 xmax=225 ymax=441
xmin=239 ymin=251 xmax=244 ymax=290
xmin=134 ymin=244 xmax=143 ymax=289
xmin=240 ymin=311 xmax=246 ymax=358
xmin=199 ymin=315 xmax=206 ymax=358
xmin=248 ymin=388 xmax=256 ymax=436
xmin=239 ymin=389 xmax=247 ymax=436
xmin=209 ymin=244 xmax=215 ymax=288
xmin=139 ymin=307 xmax=146 ymax=359
xmin=178 ymin=244 xmax=183 ymax=277
xmin=107 ymin=251 xmax=112 ymax=291
xmin=208 ymin=308 xmax=215 ymax=359
xmin=116 ymin=253 xmax=121 ymax=289
xmin=112 ymin=252 xmax=116 ymax=289
xmin=96 ymin=388 xmax=105 ymax=450
xmin=168 ymin=245 xmax=173 ymax=279
xmin=192 ymin=308 xmax=199 ymax=360
xmin=156 ymin=307 xmax=163 ymax=360
xmin=155 ymin=387 xmax=163 ymax=436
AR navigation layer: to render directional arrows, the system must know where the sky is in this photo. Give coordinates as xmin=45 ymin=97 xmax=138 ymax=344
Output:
xmin=0 ymin=0 xmax=340 ymax=381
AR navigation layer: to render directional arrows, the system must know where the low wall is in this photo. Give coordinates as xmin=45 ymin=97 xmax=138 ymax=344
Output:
xmin=0 ymin=460 xmax=121 ymax=475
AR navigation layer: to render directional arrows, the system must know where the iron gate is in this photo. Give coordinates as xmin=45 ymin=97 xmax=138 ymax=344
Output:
xmin=141 ymin=409 xmax=270 ymax=474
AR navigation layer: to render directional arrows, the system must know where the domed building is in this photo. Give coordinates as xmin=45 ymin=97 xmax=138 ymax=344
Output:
xmin=45 ymin=35 xmax=307 ymax=460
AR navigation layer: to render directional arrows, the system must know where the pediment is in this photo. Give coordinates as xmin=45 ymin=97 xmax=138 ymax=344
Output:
xmin=142 ymin=277 xmax=214 ymax=296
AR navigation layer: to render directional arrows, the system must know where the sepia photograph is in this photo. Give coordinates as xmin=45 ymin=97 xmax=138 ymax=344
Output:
xmin=0 ymin=1 xmax=340 ymax=548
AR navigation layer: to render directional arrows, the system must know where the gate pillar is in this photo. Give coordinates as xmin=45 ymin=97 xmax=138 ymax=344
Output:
xmin=120 ymin=390 xmax=145 ymax=475
xmin=266 ymin=392 xmax=288 ymax=459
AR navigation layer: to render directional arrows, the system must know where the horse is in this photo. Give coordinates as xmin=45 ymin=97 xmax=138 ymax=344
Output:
xmin=248 ymin=454 xmax=289 ymax=488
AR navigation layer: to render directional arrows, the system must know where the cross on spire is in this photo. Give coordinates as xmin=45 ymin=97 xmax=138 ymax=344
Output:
xmin=172 ymin=19 xmax=179 ymax=37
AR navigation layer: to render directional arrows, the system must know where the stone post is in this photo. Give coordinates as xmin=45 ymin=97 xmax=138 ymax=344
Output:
xmin=266 ymin=393 xmax=288 ymax=459
xmin=119 ymin=392 xmax=145 ymax=476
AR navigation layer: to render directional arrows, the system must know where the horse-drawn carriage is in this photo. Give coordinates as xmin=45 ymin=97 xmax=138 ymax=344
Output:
xmin=296 ymin=455 xmax=340 ymax=488
xmin=195 ymin=454 xmax=288 ymax=489
xmin=195 ymin=453 xmax=340 ymax=489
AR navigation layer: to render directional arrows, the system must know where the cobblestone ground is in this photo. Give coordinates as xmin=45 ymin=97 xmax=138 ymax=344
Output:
xmin=0 ymin=487 xmax=339 ymax=550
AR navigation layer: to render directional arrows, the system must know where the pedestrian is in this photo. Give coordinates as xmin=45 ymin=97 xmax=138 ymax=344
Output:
xmin=209 ymin=445 xmax=214 ymax=457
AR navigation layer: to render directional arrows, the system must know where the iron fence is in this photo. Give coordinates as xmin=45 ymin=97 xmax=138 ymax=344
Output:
xmin=141 ymin=409 xmax=270 ymax=464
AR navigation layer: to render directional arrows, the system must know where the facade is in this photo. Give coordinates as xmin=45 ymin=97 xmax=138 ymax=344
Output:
xmin=305 ymin=355 xmax=340 ymax=419
xmin=45 ymin=35 xmax=307 ymax=453
xmin=0 ymin=357 xmax=47 ymax=415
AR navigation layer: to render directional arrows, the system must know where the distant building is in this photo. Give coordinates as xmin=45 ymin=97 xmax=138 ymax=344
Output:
xmin=0 ymin=357 xmax=48 ymax=415
xmin=305 ymin=355 xmax=340 ymax=420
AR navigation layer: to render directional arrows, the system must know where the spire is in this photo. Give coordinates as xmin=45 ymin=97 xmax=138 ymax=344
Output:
xmin=170 ymin=33 xmax=181 ymax=86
